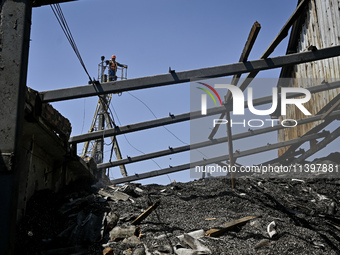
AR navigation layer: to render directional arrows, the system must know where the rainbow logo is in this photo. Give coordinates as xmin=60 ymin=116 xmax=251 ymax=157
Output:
xmin=196 ymin=82 xmax=223 ymax=106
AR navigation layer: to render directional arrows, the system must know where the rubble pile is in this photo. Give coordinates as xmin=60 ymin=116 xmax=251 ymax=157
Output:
xmin=17 ymin=157 xmax=340 ymax=254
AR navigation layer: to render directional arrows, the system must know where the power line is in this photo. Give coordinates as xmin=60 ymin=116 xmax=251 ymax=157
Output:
xmin=126 ymin=91 xmax=209 ymax=159
xmin=127 ymin=92 xmax=188 ymax=144
xmin=109 ymin=102 xmax=172 ymax=183
xmin=50 ymin=4 xmax=93 ymax=83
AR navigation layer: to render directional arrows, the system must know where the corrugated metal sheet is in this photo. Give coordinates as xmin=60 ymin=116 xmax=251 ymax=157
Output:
xmin=278 ymin=0 xmax=340 ymax=156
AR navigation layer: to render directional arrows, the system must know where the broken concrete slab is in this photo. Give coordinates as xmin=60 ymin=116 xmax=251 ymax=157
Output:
xmin=110 ymin=225 xmax=140 ymax=240
xmin=176 ymin=229 xmax=205 ymax=242
xmin=98 ymin=189 xmax=130 ymax=202
xmin=17 ymin=159 xmax=340 ymax=254
xmin=254 ymin=239 xmax=270 ymax=249
xmin=122 ymin=235 xmax=142 ymax=245
xmin=106 ymin=212 xmax=120 ymax=232
xmin=173 ymin=245 xmax=196 ymax=255
xmin=132 ymin=247 xmax=146 ymax=255
xmin=155 ymin=233 xmax=172 ymax=240
xmin=152 ymin=244 xmax=173 ymax=254
xmin=123 ymin=248 xmax=133 ymax=255
xmin=183 ymin=234 xmax=211 ymax=254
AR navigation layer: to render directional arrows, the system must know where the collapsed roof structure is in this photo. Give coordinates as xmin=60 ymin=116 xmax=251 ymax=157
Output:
xmin=1 ymin=0 xmax=340 ymax=254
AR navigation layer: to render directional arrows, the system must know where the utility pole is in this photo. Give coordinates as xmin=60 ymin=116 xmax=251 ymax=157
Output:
xmin=81 ymin=57 xmax=128 ymax=178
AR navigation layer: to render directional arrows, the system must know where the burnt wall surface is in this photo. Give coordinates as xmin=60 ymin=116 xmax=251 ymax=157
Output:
xmin=17 ymin=87 xmax=98 ymax=219
xmin=278 ymin=0 xmax=340 ymax=155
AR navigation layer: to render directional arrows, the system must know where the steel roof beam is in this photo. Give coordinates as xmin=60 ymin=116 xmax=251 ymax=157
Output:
xmin=69 ymin=80 xmax=340 ymax=144
xmin=98 ymin=109 xmax=340 ymax=169
xmin=110 ymin=132 xmax=328 ymax=184
xmin=33 ymin=0 xmax=78 ymax=7
xmin=40 ymin=45 xmax=340 ymax=102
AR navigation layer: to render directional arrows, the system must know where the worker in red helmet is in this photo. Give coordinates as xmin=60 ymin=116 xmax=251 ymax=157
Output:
xmin=109 ymin=55 xmax=127 ymax=81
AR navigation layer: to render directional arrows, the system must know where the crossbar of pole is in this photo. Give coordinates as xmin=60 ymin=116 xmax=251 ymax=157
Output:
xmin=40 ymin=45 xmax=340 ymax=103
xmin=98 ymin=109 xmax=340 ymax=169
xmin=69 ymin=80 xmax=340 ymax=144
xmin=110 ymin=132 xmax=328 ymax=184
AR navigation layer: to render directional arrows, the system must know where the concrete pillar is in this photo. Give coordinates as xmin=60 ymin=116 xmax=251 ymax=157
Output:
xmin=0 ymin=0 xmax=32 ymax=253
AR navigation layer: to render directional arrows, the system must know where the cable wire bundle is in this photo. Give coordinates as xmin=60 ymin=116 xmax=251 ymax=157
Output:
xmin=50 ymin=4 xmax=93 ymax=83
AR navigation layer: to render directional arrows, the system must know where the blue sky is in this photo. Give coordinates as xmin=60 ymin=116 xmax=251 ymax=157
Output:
xmin=28 ymin=0 xmax=337 ymax=184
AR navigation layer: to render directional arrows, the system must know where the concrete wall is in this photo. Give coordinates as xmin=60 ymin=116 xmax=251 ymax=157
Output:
xmin=17 ymin=88 xmax=98 ymax=219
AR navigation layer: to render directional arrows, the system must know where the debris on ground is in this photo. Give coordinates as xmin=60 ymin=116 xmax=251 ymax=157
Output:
xmin=16 ymin=156 xmax=340 ymax=254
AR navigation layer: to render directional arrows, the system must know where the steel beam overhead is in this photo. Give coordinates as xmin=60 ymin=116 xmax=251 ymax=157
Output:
xmin=69 ymin=80 xmax=340 ymax=144
xmin=237 ymin=21 xmax=261 ymax=65
xmin=98 ymin=109 xmax=340 ymax=169
xmin=277 ymin=91 xmax=340 ymax=160
xmin=41 ymin=45 xmax=340 ymax=102
xmin=260 ymin=148 xmax=305 ymax=165
xmin=110 ymin=132 xmax=328 ymax=184
xmin=321 ymin=93 xmax=340 ymax=120
xmin=293 ymin=126 xmax=340 ymax=164
xmin=209 ymin=0 xmax=310 ymax=140
xmin=32 ymin=0 xmax=78 ymax=7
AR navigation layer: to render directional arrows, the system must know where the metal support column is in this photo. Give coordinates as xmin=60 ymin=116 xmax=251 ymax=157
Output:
xmin=0 ymin=0 xmax=32 ymax=254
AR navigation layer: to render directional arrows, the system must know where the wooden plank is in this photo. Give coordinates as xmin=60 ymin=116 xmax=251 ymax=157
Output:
xmin=210 ymin=22 xmax=261 ymax=140
xmin=238 ymin=22 xmax=261 ymax=63
xmin=226 ymin=111 xmax=235 ymax=188
xmin=222 ymin=22 xmax=261 ymax=188
xmin=131 ymin=200 xmax=160 ymax=225
xmin=210 ymin=0 xmax=310 ymax=140
xmin=237 ymin=0 xmax=310 ymax=93
xmin=205 ymin=216 xmax=259 ymax=237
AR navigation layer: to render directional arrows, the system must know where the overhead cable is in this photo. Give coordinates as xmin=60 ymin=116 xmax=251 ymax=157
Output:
xmin=50 ymin=4 xmax=93 ymax=83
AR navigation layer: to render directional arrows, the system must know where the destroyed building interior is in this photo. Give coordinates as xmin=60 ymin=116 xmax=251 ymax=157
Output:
xmin=1 ymin=0 xmax=340 ymax=254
